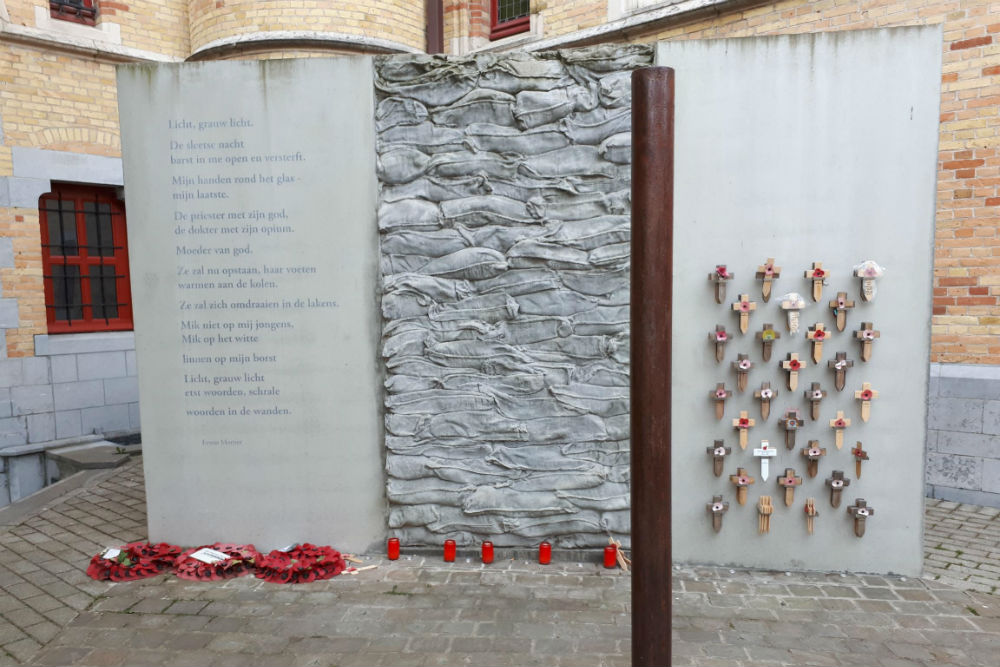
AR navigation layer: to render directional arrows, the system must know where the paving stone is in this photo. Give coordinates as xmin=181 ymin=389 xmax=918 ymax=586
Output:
xmin=29 ymin=647 xmax=93 ymax=666
xmin=163 ymin=600 xmax=208 ymax=615
xmin=3 ymin=636 xmax=41 ymax=662
xmin=129 ymin=598 xmax=173 ymax=614
xmin=0 ymin=621 xmax=26 ymax=644
xmin=0 ymin=458 xmax=998 ymax=666
xmin=21 ymin=619 xmax=60 ymax=645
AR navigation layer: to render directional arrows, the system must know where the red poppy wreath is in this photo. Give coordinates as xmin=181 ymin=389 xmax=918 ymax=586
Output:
xmin=255 ymin=543 xmax=347 ymax=584
xmin=174 ymin=543 xmax=260 ymax=581
xmin=86 ymin=542 xmax=181 ymax=582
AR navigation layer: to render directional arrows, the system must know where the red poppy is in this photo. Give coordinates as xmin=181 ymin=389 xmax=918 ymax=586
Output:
xmin=813 ymin=330 xmax=826 ymax=340
xmin=716 ymin=265 xmax=731 ymax=279
xmin=834 ymin=419 xmax=846 ymax=428
xmin=812 ymin=268 xmax=826 ymax=278
xmin=738 ymin=418 xmax=750 ymax=428
xmin=788 ymin=359 xmax=801 ymax=371
xmin=861 ymin=389 xmax=873 ymax=400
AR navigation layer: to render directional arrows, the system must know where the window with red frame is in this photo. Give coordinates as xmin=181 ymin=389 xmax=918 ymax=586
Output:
xmin=490 ymin=0 xmax=530 ymax=40
xmin=50 ymin=0 xmax=98 ymax=26
xmin=39 ymin=186 xmax=132 ymax=333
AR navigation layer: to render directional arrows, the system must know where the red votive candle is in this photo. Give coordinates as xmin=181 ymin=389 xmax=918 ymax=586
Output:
xmin=539 ymin=541 xmax=552 ymax=565
xmin=481 ymin=541 xmax=494 ymax=564
xmin=387 ymin=538 xmax=400 ymax=561
xmin=603 ymin=545 xmax=617 ymax=569
xmin=444 ymin=539 xmax=456 ymax=562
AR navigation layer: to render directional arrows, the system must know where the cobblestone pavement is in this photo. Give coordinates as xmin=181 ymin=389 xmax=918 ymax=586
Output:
xmin=0 ymin=458 xmax=999 ymax=666
xmin=923 ymin=498 xmax=1000 ymax=594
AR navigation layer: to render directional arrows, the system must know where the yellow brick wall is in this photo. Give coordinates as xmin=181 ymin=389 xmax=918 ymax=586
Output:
xmin=537 ymin=0 xmax=607 ymax=36
xmin=5 ymin=0 xmax=39 ymax=26
xmin=0 ymin=43 xmax=122 ymax=356
xmin=0 ymin=209 xmax=45 ymax=358
xmin=446 ymin=0 xmax=997 ymax=364
xmin=113 ymin=0 xmax=190 ymax=59
xmin=188 ymin=0 xmax=425 ymax=54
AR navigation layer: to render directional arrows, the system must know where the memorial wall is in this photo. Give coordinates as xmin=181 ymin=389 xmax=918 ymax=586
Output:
xmin=376 ymin=47 xmax=651 ymax=548
xmin=118 ymin=59 xmax=384 ymax=552
xmin=118 ymin=30 xmax=939 ymax=573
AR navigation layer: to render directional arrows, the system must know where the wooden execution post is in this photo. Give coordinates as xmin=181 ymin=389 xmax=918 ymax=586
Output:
xmin=630 ymin=66 xmax=674 ymax=667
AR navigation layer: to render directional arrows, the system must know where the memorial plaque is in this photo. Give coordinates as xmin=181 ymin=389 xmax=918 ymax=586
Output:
xmin=117 ymin=59 xmax=383 ymax=551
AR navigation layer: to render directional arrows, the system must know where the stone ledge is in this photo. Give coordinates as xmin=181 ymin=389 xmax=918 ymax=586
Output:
xmin=0 ymin=18 xmax=179 ymax=63
xmin=933 ymin=362 xmax=1000 ymax=381
xmin=12 ymin=147 xmax=123 ymax=186
xmin=34 ymin=331 xmax=134 ymax=356
xmin=926 ymin=483 xmax=1000 ymax=509
xmin=0 ymin=434 xmax=103 ymax=458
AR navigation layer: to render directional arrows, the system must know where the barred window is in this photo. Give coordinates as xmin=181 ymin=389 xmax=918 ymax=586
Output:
xmin=491 ymin=0 xmax=530 ymax=40
xmin=50 ymin=0 xmax=98 ymax=26
xmin=39 ymin=186 xmax=133 ymax=333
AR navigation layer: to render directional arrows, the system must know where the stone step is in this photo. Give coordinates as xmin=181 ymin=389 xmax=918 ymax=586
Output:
xmin=48 ymin=440 xmax=141 ymax=471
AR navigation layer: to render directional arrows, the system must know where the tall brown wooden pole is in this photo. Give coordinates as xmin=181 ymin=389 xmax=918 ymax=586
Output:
xmin=630 ymin=66 xmax=674 ymax=667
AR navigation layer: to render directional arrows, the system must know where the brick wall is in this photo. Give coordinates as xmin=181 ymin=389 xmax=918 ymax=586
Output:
xmin=113 ymin=0 xmax=190 ymax=59
xmin=448 ymin=0 xmax=1000 ymax=365
xmin=7 ymin=0 xmax=190 ymax=57
xmin=0 ymin=43 xmax=121 ymax=358
xmin=188 ymin=0 xmax=425 ymax=54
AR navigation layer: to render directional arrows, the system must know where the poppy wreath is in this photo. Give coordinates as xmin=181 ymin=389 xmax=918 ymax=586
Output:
xmin=86 ymin=542 xmax=181 ymax=582
xmin=129 ymin=541 xmax=183 ymax=570
xmin=255 ymin=543 xmax=346 ymax=584
xmin=174 ymin=543 xmax=260 ymax=581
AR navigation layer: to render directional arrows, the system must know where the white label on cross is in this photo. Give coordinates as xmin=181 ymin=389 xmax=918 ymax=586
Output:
xmin=753 ymin=440 xmax=778 ymax=480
